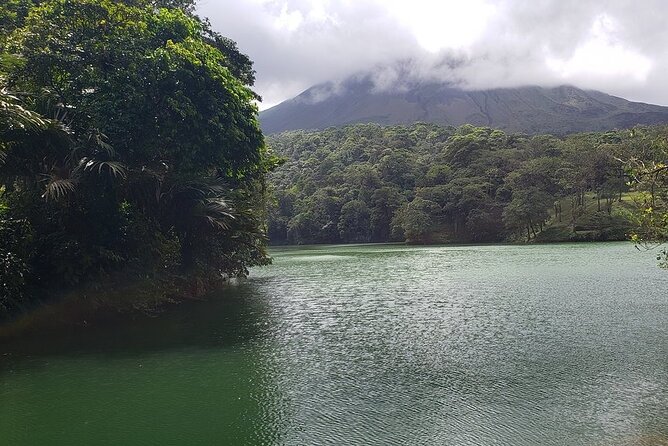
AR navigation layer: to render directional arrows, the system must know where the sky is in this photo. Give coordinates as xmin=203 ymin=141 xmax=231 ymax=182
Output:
xmin=196 ymin=0 xmax=668 ymax=110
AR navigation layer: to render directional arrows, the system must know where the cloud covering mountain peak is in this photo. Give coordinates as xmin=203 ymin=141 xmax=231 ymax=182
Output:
xmin=197 ymin=0 xmax=668 ymax=109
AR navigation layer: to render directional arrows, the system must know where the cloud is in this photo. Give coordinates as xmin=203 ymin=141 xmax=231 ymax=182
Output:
xmin=196 ymin=0 xmax=668 ymax=109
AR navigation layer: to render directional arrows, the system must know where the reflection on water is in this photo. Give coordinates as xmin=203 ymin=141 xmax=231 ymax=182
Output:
xmin=0 ymin=285 xmax=288 ymax=445
xmin=1 ymin=242 xmax=668 ymax=445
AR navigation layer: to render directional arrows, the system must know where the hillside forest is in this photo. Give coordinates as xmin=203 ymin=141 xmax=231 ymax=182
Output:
xmin=267 ymin=123 xmax=668 ymax=250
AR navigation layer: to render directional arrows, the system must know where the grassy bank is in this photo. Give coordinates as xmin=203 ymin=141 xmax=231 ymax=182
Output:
xmin=532 ymin=192 xmax=638 ymax=243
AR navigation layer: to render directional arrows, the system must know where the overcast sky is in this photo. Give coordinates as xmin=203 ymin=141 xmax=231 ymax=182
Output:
xmin=197 ymin=0 xmax=668 ymax=110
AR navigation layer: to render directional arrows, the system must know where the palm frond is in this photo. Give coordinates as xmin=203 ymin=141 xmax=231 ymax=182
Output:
xmin=76 ymin=158 xmax=128 ymax=179
xmin=85 ymin=129 xmax=116 ymax=157
xmin=41 ymin=176 xmax=77 ymax=201
xmin=204 ymin=207 xmax=235 ymax=231
xmin=0 ymin=89 xmax=49 ymax=132
xmin=192 ymin=198 xmax=236 ymax=231
xmin=0 ymin=143 xmax=7 ymax=165
xmin=206 ymin=197 xmax=236 ymax=217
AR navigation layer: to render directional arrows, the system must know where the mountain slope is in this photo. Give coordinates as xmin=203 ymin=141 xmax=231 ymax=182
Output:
xmin=260 ymin=77 xmax=668 ymax=135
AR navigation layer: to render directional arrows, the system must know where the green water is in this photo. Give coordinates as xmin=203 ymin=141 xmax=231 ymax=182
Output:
xmin=1 ymin=243 xmax=668 ymax=445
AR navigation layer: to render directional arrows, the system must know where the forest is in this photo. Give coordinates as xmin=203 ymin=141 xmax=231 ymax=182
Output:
xmin=1 ymin=0 xmax=667 ymax=322
xmin=2 ymin=3 xmax=667 ymax=444
xmin=267 ymin=123 xmax=668 ymax=249
xmin=0 ymin=0 xmax=277 ymax=318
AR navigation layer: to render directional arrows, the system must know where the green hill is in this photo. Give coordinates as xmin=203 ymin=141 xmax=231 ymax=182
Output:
xmin=266 ymin=123 xmax=663 ymax=246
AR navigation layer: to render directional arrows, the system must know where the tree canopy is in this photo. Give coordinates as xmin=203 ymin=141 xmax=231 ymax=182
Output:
xmin=267 ymin=123 xmax=666 ymax=249
xmin=0 ymin=0 xmax=277 ymax=317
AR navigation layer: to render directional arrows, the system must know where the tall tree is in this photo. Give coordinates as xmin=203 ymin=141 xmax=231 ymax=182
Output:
xmin=0 ymin=0 xmax=275 ymax=316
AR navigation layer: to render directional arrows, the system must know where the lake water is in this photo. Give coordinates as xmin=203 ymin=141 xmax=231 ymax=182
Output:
xmin=1 ymin=242 xmax=668 ymax=445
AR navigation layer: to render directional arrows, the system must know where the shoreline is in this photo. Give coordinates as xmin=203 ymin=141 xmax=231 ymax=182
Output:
xmin=0 ymin=238 xmax=636 ymax=340
xmin=0 ymin=274 xmax=229 ymax=341
xmin=268 ymin=236 xmax=631 ymax=249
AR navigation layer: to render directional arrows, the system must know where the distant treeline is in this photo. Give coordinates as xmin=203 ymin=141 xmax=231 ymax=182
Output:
xmin=267 ymin=123 xmax=668 ymax=245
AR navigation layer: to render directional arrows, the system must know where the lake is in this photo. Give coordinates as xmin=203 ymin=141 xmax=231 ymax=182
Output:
xmin=1 ymin=242 xmax=667 ymax=445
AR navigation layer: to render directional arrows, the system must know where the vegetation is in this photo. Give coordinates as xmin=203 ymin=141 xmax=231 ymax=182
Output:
xmin=623 ymin=129 xmax=668 ymax=267
xmin=0 ymin=0 xmax=277 ymax=318
xmin=267 ymin=123 xmax=667 ymax=249
xmin=1 ymin=1 xmax=666 ymax=323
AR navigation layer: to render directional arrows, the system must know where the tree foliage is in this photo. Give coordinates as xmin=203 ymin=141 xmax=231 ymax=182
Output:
xmin=0 ymin=0 xmax=275 ymax=317
xmin=267 ymin=123 xmax=663 ymax=246
xmin=623 ymin=130 xmax=668 ymax=266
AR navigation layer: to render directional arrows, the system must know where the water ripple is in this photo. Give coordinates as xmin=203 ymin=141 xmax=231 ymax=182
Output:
xmin=250 ymin=243 xmax=668 ymax=445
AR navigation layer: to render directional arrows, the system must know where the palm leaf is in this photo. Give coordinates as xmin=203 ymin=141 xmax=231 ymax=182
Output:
xmin=191 ymin=198 xmax=236 ymax=231
xmin=0 ymin=143 xmax=7 ymax=165
xmin=0 ymin=86 xmax=49 ymax=132
xmin=79 ymin=129 xmax=116 ymax=157
xmin=42 ymin=176 xmax=77 ymax=201
xmin=76 ymin=158 xmax=128 ymax=179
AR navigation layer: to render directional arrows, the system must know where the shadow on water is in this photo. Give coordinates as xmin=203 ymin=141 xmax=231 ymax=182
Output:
xmin=0 ymin=278 xmax=272 ymax=372
xmin=0 ymin=277 xmax=290 ymax=446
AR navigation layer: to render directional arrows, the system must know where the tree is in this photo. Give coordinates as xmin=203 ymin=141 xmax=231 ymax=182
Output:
xmin=623 ymin=128 xmax=668 ymax=267
xmin=392 ymin=198 xmax=439 ymax=244
xmin=0 ymin=0 xmax=275 ymax=316
xmin=503 ymin=187 xmax=553 ymax=240
xmin=370 ymin=186 xmax=404 ymax=242
xmin=338 ymin=200 xmax=371 ymax=243
xmin=378 ymin=150 xmax=417 ymax=189
xmin=466 ymin=207 xmax=502 ymax=242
